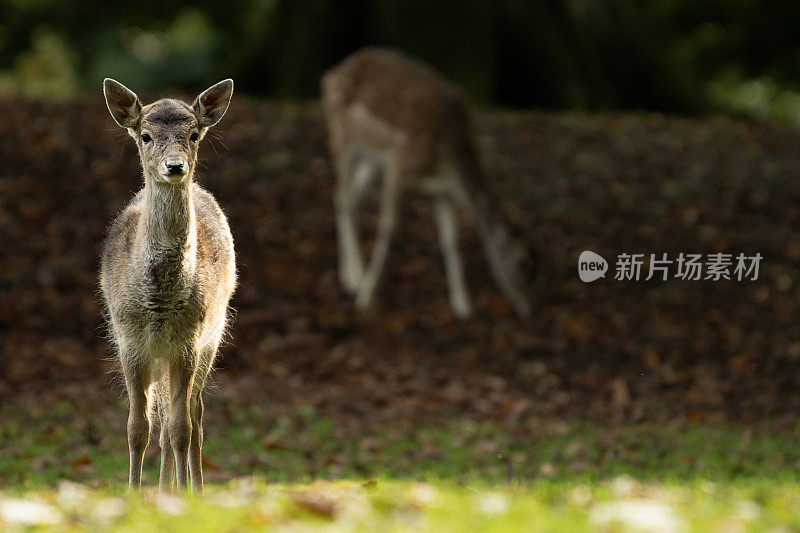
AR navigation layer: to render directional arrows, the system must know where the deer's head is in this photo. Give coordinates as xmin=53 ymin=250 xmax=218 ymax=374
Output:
xmin=104 ymin=78 xmax=233 ymax=185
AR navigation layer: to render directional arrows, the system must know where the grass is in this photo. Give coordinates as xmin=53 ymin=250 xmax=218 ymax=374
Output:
xmin=2 ymin=396 xmax=800 ymax=530
xmin=2 ymin=476 xmax=800 ymax=531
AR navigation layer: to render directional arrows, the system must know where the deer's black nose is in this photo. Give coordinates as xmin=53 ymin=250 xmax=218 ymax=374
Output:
xmin=166 ymin=162 xmax=184 ymax=174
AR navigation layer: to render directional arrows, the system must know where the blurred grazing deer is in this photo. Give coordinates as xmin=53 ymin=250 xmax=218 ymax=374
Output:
xmin=322 ymin=47 xmax=532 ymax=318
xmin=100 ymin=78 xmax=236 ymax=492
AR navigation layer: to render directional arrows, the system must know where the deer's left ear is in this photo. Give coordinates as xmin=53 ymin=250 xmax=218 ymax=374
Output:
xmin=104 ymin=78 xmax=141 ymax=128
xmin=193 ymin=79 xmax=233 ymax=128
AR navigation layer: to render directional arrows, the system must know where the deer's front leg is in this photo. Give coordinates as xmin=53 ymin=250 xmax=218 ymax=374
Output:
xmin=355 ymin=162 xmax=398 ymax=309
xmin=188 ymin=345 xmax=216 ymax=493
xmin=168 ymin=354 xmax=195 ymax=491
xmin=335 ymin=156 xmax=366 ymax=293
xmin=123 ymin=357 xmax=151 ymax=490
xmin=189 ymin=392 xmax=204 ymax=492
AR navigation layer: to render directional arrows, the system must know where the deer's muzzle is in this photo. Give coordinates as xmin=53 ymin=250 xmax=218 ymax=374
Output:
xmin=159 ymin=157 xmax=188 ymax=184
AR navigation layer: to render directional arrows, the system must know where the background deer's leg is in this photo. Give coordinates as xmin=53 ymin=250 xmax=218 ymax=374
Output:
xmin=335 ymin=152 xmax=365 ymax=293
xmin=355 ymin=159 xmax=398 ymax=309
xmin=434 ymin=197 xmax=472 ymax=318
xmin=471 ymin=198 xmax=532 ymax=319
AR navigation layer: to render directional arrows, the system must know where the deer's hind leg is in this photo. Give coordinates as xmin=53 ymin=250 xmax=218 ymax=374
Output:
xmin=434 ymin=197 xmax=472 ymax=318
xmin=157 ymin=384 xmax=175 ymax=492
xmin=159 ymin=424 xmax=175 ymax=491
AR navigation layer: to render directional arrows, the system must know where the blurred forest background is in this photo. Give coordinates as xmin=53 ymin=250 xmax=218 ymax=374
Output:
xmin=2 ymin=0 xmax=800 ymax=122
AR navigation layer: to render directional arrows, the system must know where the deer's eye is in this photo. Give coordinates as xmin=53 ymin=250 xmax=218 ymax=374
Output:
xmin=141 ymin=133 xmax=152 ymax=143
xmin=190 ymin=131 xmax=199 ymax=142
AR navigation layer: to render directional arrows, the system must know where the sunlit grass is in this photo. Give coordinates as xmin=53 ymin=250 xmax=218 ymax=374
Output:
xmin=2 ymin=477 xmax=800 ymax=531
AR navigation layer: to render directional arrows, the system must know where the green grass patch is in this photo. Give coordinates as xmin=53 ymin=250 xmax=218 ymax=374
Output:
xmin=2 ymin=397 xmax=800 ymax=529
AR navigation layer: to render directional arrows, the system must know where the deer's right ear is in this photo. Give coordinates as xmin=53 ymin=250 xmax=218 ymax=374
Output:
xmin=103 ymin=78 xmax=141 ymax=128
xmin=193 ymin=79 xmax=233 ymax=128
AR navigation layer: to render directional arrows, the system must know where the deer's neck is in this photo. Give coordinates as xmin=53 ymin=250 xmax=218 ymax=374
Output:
xmin=137 ymin=175 xmax=197 ymax=271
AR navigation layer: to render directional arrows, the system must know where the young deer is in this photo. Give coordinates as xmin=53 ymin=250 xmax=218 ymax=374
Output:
xmin=322 ymin=47 xmax=532 ymax=318
xmin=100 ymin=78 xmax=236 ymax=492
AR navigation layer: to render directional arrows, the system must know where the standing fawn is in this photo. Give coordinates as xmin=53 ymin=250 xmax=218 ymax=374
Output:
xmin=322 ymin=47 xmax=532 ymax=318
xmin=100 ymin=78 xmax=236 ymax=492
